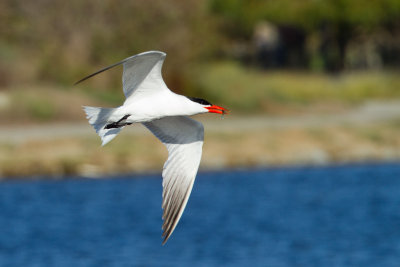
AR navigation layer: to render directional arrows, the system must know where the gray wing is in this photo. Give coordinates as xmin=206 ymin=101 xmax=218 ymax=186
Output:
xmin=74 ymin=51 xmax=167 ymax=100
xmin=143 ymin=116 xmax=204 ymax=244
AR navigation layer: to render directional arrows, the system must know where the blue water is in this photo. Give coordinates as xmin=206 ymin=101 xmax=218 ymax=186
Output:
xmin=1 ymin=163 xmax=400 ymax=266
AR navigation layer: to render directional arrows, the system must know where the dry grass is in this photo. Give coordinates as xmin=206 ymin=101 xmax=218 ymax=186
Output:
xmin=1 ymin=122 xmax=400 ymax=178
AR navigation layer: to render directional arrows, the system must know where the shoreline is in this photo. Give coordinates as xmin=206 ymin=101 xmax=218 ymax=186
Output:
xmin=1 ymin=100 xmax=400 ymax=178
xmin=2 ymin=160 xmax=400 ymax=181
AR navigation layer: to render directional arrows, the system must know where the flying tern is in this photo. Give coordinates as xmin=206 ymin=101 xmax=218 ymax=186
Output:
xmin=75 ymin=51 xmax=228 ymax=244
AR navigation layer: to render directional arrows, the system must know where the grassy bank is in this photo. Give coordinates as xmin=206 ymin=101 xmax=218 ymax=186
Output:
xmin=192 ymin=62 xmax=400 ymax=113
xmin=1 ymin=117 xmax=400 ymax=178
xmin=1 ymin=67 xmax=400 ymax=124
xmin=0 ymin=68 xmax=400 ymax=123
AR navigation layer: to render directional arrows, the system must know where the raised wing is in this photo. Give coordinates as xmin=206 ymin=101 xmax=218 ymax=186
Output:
xmin=74 ymin=51 xmax=167 ymax=99
xmin=122 ymin=51 xmax=167 ymax=100
xmin=143 ymin=116 xmax=204 ymax=244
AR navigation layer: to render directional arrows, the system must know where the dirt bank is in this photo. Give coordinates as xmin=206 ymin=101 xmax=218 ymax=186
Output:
xmin=1 ymin=100 xmax=400 ymax=178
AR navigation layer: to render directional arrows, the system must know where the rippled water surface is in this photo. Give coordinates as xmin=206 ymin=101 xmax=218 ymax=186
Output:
xmin=1 ymin=163 xmax=400 ymax=266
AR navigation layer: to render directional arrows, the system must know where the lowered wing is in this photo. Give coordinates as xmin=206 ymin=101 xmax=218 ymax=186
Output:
xmin=143 ymin=116 xmax=204 ymax=244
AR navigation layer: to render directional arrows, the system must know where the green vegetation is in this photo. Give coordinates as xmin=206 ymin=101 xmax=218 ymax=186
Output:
xmin=0 ymin=0 xmax=399 ymax=118
xmin=210 ymin=0 xmax=400 ymax=35
xmin=194 ymin=61 xmax=400 ymax=112
xmin=1 ymin=66 xmax=399 ymax=123
xmin=0 ymin=0 xmax=219 ymax=91
xmin=27 ymin=98 xmax=56 ymax=121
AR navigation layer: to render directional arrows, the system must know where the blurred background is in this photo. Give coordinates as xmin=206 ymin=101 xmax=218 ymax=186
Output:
xmin=1 ymin=0 xmax=400 ymax=265
xmin=1 ymin=0 xmax=400 ymax=176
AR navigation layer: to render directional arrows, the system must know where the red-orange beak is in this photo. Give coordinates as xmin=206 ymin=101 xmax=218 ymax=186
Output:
xmin=205 ymin=105 xmax=229 ymax=114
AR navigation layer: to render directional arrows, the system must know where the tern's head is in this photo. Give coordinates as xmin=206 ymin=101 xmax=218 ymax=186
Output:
xmin=187 ymin=97 xmax=229 ymax=115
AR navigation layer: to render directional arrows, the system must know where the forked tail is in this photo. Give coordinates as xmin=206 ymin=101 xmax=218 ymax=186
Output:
xmin=83 ymin=106 xmax=123 ymax=146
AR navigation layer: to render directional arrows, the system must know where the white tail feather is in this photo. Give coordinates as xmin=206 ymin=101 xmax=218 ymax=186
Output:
xmin=83 ymin=106 xmax=123 ymax=146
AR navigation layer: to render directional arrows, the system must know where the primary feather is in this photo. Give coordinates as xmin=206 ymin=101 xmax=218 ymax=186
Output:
xmin=144 ymin=116 xmax=204 ymax=244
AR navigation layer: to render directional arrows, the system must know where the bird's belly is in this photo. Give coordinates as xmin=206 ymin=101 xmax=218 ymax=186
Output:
xmin=122 ymin=105 xmax=167 ymax=123
xmin=121 ymin=93 xmax=186 ymax=123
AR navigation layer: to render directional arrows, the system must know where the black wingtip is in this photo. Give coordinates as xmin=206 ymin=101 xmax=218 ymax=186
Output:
xmin=73 ymin=72 xmax=97 ymax=86
xmin=73 ymin=51 xmax=166 ymax=86
xmin=73 ymin=78 xmax=86 ymax=86
xmin=73 ymin=59 xmax=126 ymax=86
xmin=162 ymin=232 xmax=172 ymax=245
